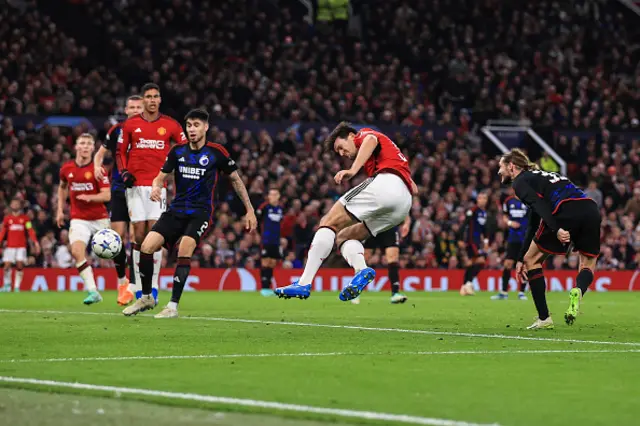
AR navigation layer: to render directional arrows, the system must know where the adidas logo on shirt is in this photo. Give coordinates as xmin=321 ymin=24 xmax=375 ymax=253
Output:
xmin=135 ymin=128 xmax=142 ymax=133
xmin=178 ymin=157 xmax=186 ymax=162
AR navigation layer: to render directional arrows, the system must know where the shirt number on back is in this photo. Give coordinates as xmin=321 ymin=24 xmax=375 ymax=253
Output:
xmin=533 ymin=170 xmax=567 ymax=184
xmin=197 ymin=221 xmax=209 ymax=237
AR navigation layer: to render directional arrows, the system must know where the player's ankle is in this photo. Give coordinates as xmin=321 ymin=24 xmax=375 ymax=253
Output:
xmin=167 ymin=301 xmax=178 ymax=310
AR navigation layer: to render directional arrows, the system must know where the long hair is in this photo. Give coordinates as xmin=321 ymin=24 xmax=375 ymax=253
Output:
xmin=501 ymin=148 xmax=539 ymax=171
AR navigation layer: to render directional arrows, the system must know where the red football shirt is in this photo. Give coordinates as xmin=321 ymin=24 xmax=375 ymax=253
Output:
xmin=0 ymin=214 xmax=37 ymax=248
xmin=117 ymin=113 xmax=186 ymax=186
xmin=353 ymin=128 xmax=413 ymax=190
xmin=59 ymin=160 xmax=110 ymax=221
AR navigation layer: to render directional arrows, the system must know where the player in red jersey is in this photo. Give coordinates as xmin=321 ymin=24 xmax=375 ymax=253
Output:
xmin=57 ymin=133 xmax=111 ymax=305
xmin=94 ymin=95 xmax=144 ymax=306
xmin=275 ymin=122 xmax=416 ymax=301
xmin=0 ymin=198 xmax=40 ymax=292
xmin=116 ymin=83 xmax=186 ymax=304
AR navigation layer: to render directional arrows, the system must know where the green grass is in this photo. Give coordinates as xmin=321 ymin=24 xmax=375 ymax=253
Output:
xmin=0 ymin=291 xmax=639 ymax=425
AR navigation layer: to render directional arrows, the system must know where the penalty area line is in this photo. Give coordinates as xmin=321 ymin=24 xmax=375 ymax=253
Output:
xmin=1 ymin=349 xmax=640 ymax=364
xmin=1 ymin=308 xmax=640 ymax=347
xmin=0 ymin=376 xmax=497 ymax=426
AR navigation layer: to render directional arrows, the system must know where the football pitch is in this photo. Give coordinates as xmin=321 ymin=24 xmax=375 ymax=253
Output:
xmin=0 ymin=291 xmax=639 ymax=426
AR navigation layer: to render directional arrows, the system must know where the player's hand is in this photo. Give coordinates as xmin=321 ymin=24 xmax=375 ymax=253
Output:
xmin=508 ymin=220 xmax=521 ymax=229
xmin=76 ymin=194 xmax=92 ymax=202
xmin=515 ymin=261 xmax=527 ymax=284
xmin=410 ymin=180 xmax=419 ymax=196
xmin=244 ymin=210 xmax=258 ymax=232
xmin=400 ymin=221 xmax=411 ymax=238
xmin=94 ymin=165 xmax=104 ymax=180
xmin=150 ymin=186 xmax=162 ymax=202
xmin=33 ymin=242 xmax=41 ymax=256
xmin=56 ymin=211 xmax=65 ymax=228
xmin=557 ymin=228 xmax=570 ymax=243
xmin=334 ymin=169 xmax=356 ymax=184
xmin=121 ymin=170 xmax=136 ymax=188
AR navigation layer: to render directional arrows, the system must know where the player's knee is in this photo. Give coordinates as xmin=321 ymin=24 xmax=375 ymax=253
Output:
xmin=523 ymin=253 xmax=539 ymax=269
xmin=15 ymin=263 xmax=24 ymax=271
xmin=140 ymin=239 xmax=158 ymax=255
xmin=579 ymin=255 xmax=597 ymax=270
xmin=71 ymin=245 xmax=86 ymax=261
xmin=385 ymin=249 xmax=399 ymax=263
xmin=177 ymin=237 xmax=197 ymax=258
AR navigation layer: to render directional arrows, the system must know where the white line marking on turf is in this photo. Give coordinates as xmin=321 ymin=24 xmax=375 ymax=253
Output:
xmin=1 ymin=349 xmax=640 ymax=364
xmin=0 ymin=376 xmax=497 ymax=426
xmin=1 ymin=308 xmax=640 ymax=347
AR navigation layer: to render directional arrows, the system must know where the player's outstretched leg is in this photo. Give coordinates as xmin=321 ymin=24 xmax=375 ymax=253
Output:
xmin=339 ymin=238 xmax=375 ymax=301
xmin=155 ymin=256 xmax=190 ymax=318
xmin=69 ymin=236 xmax=102 ymax=305
xmin=565 ymin=260 xmax=596 ymax=325
xmin=275 ymin=227 xmax=336 ymax=299
xmin=522 ymin=244 xmax=553 ymax=330
xmin=114 ymin=246 xmax=133 ymax=306
xmin=123 ymin=232 xmax=164 ymax=316
xmin=2 ymin=263 xmax=12 ymax=292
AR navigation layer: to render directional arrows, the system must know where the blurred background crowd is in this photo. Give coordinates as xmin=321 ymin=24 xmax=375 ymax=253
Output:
xmin=1 ymin=0 xmax=639 ymax=271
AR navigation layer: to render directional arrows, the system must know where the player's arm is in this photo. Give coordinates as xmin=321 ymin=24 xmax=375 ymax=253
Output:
xmin=150 ymin=146 xmax=176 ymax=201
xmin=513 ymin=179 xmax=559 ymax=234
xmin=115 ymin=123 xmax=135 ymax=187
xmin=334 ymin=135 xmax=378 ymax=184
xmin=56 ymin=179 xmax=69 ymax=228
xmin=228 ymin=171 xmax=257 ymax=232
xmin=400 ymin=215 xmax=411 ymax=238
xmin=456 ymin=209 xmax=473 ymax=245
xmin=25 ymin=219 xmax=40 ymax=255
xmin=0 ymin=217 xmax=7 ymax=245
xmin=518 ymin=209 xmax=540 ymax=261
xmin=94 ymin=145 xmax=108 ymax=180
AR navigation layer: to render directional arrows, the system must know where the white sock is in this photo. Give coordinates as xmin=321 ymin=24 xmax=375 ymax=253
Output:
xmin=340 ymin=240 xmax=368 ymax=272
xmin=77 ymin=261 xmax=97 ymax=292
xmin=3 ymin=269 xmax=11 ymax=287
xmin=152 ymin=250 xmax=162 ymax=290
xmin=167 ymin=301 xmax=178 ymax=310
xmin=118 ymin=277 xmax=127 ymax=286
xmin=14 ymin=270 xmax=23 ymax=291
xmin=133 ymin=248 xmax=142 ymax=293
xmin=299 ymin=227 xmax=335 ymax=285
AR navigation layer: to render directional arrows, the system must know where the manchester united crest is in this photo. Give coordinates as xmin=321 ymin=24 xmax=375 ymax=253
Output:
xmin=157 ymin=127 xmax=167 ymax=136
xmin=84 ymin=171 xmax=93 ymax=180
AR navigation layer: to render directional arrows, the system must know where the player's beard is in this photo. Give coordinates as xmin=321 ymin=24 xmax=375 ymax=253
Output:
xmin=189 ymin=136 xmax=205 ymax=148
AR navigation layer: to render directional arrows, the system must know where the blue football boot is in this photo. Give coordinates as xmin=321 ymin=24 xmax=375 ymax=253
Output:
xmin=274 ymin=281 xmax=311 ymax=299
xmin=339 ymin=268 xmax=375 ymax=301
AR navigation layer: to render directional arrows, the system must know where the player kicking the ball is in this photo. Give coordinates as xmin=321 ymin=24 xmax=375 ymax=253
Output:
xmin=275 ymin=122 xmax=416 ymax=301
xmin=94 ymin=95 xmax=144 ymax=306
xmin=123 ymin=109 xmax=257 ymax=318
xmin=498 ymin=149 xmax=601 ymax=329
xmin=117 ymin=83 xmax=187 ymax=305
xmin=57 ymin=134 xmax=111 ymax=304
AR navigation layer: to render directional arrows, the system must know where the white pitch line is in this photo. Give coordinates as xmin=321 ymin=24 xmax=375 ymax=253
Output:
xmin=1 ymin=349 xmax=640 ymax=364
xmin=0 ymin=376 xmax=497 ymax=426
xmin=1 ymin=308 xmax=639 ymax=347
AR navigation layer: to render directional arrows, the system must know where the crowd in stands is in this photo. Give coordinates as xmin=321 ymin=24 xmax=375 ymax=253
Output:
xmin=0 ymin=0 xmax=639 ymax=271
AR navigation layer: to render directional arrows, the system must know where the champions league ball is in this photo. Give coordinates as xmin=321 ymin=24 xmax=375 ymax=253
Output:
xmin=91 ymin=228 xmax=123 ymax=260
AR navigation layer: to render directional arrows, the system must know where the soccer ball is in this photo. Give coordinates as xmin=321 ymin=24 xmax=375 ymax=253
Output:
xmin=91 ymin=229 xmax=122 ymax=260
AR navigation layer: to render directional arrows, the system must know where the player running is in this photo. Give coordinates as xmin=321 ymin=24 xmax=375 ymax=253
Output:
xmin=491 ymin=188 xmax=528 ymax=300
xmin=0 ymin=198 xmax=40 ymax=292
xmin=116 ymin=83 xmax=186 ymax=305
xmin=94 ymin=95 xmax=143 ymax=306
xmin=256 ymin=188 xmax=283 ymax=297
xmin=57 ymin=134 xmax=111 ymax=304
xmin=275 ymin=122 xmax=415 ymax=301
xmin=498 ymin=149 xmax=601 ymax=329
xmin=351 ymin=216 xmax=411 ymax=305
xmin=122 ymin=109 xmax=257 ymax=318
xmin=458 ymin=192 xmax=489 ymax=296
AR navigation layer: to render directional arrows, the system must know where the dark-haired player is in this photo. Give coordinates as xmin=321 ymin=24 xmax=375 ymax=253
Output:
xmin=457 ymin=192 xmax=489 ymax=296
xmin=256 ymin=188 xmax=283 ymax=297
xmin=94 ymin=95 xmax=143 ymax=305
xmin=275 ymin=122 xmax=416 ymax=301
xmin=498 ymin=149 xmax=601 ymax=329
xmin=352 ymin=215 xmax=411 ymax=305
xmin=117 ymin=83 xmax=187 ymax=305
xmin=123 ymin=109 xmax=257 ymax=318
xmin=491 ymin=187 xmax=528 ymax=300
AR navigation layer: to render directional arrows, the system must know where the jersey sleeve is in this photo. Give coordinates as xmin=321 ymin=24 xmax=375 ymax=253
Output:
xmin=161 ymin=146 xmax=178 ymax=173
xmin=0 ymin=217 xmax=7 ymax=242
xmin=25 ymin=219 xmax=38 ymax=242
xmin=172 ymin=120 xmax=187 ymax=145
xmin=116 ymin=121 xmax=131 ymax=170
xmin=513 ymin=178 xmax=559 ymax=233
xmin=211 ymin=144 xmax=238 ymax=174
xmin=457 ymin=209 xmax=474 ymax=241
xmin=255 ymin=202 xmax=268 ymax=222
xmin=97 ymin=167 xmax=110 ymax=189
xmin=104 ymin=124 xmax=119 ymax=150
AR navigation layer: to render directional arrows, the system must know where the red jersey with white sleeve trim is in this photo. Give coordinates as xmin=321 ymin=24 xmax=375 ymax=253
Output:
xmin=60 ymin=160 xmax=110 ymax=221
xmin=116 ymin=113 xmax=186 ymax=186
xmin=353 ymin=128 xmax=413 ymax=190
xmin=0 ymin=214 xmax=37 ymax=248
